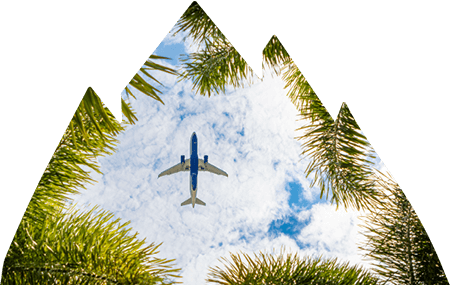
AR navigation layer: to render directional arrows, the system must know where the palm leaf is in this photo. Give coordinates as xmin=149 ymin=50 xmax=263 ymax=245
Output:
xmin=295 ymin=101 xmax=379 ymax=210
xmin=24 ymin=89 xmax=124 ymax=224
xmin=72 ymin=82 xmax=159 ymax=138
xmin=207 ymin=248 xmax=382 ymax=284
xmin=3 ymin=206 xmax=181 ymax=284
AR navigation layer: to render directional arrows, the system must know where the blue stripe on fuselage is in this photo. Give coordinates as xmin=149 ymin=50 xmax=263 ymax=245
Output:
xmin=190 ymin=132 xmax=198 ymax=191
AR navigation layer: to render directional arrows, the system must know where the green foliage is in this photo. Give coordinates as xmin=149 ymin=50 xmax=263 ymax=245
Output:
xmin=262 ymin=36 xmax=291 ymax=73
xmin=207 ymin=249 xmax=382 ymax=285
xmin=173 ymin=1 xmax=223 ymax=44
xmin=180 ymin=38 xmax=253 ymax=97
xmin=297 ymin=103 xmax=378 ymax=210
xmin=176 ymin=3 xmax=252 ymax=97
xmin=2 ymin=88 xmax=180 ymax=284
xmin=281 ymin=63 xmax=318 ymax=120
xmin=413 ymin=219 xmax=447 ymax=284
xmin=359 ymin=171 xmax=448 ymax=284
xmin=24 ymin=88 xmax=125 ymax=225
xmin=3 ymin=206 xmax=180 ymax=284
xmin=121 ymin=54 xmax=177 ymax=123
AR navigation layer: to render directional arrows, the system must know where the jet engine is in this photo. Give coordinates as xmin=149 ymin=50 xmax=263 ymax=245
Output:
xmin=204 ymin=155 xmax=208 ymax=163
xmin=181 ymin=155 xmax=185 ymax=164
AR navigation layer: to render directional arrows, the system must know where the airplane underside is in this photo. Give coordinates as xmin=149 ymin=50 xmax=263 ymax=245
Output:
xmin=157 ymin=132 xmax=228 ymax=208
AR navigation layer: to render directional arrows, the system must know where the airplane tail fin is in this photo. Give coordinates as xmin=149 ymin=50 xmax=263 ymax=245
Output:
xmin=195 ymin=198 xmax=206 ymax=206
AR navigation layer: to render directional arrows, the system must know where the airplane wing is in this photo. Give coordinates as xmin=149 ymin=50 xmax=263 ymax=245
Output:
xmin=158 ymin=159 xmax=190 ymax=178
xmin=198 ymin=159 xmax=228 ymax=177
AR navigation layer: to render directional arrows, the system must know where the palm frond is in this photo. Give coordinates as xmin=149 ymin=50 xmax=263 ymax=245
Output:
xmin=125 ymin=54 xmax=178 ymax=104
xmin=3 ymin=87 xmax=182 ymax=284
xmin=179 ymin=38 xmax=254 ymax=97
xmin=24 ymin=89 xmax=125 ymax=224
xmin=75 ymin=55 xmax=177 ymax=139
xmin=173 ymin=1 xmax=223 ymax=44
xmin=207 ymin=248 xmax=382 ymax=284
xmin=297 ymin=102 xmax=379 ymax=210
xmin=262 ymin=35 xmax=291 ymax=75
xmin=3 ymin=205 xmax=181 ymax=284
xmin=358 ymin=170 xmax=449 ymax=284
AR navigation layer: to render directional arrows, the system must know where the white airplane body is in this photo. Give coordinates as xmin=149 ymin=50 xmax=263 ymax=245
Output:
xmin=157 ymin=132 xmax=228 ymax=208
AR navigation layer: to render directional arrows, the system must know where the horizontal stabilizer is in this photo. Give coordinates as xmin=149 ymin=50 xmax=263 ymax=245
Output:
xmin=180 ymin=197 xmax=206 ymax=207
xmin=181 ymin=198 xmax=192 ymax=206
xmin=195 ymin=198 xmax=206 ymax=206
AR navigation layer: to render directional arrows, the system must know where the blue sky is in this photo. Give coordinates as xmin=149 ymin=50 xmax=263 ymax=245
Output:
xmin=70 ymin=29 xmax=384 ymax=284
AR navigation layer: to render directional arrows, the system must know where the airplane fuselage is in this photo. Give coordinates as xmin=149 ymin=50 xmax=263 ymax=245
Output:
xmin=189 ymin=132 xmax=199 ymax=207
xmin=157 ymin=132 xmax=228 ymax=208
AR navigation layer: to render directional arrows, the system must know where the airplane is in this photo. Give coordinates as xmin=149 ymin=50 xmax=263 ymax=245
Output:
xmin=157 ymin=132 xmax=228 ymax=208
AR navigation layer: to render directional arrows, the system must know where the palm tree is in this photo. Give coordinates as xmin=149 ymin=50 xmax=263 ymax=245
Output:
xmin=359 ymin=171 xmax=448 ymax=285
xmin=2 ymin=88 xmax=181 ymax=284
